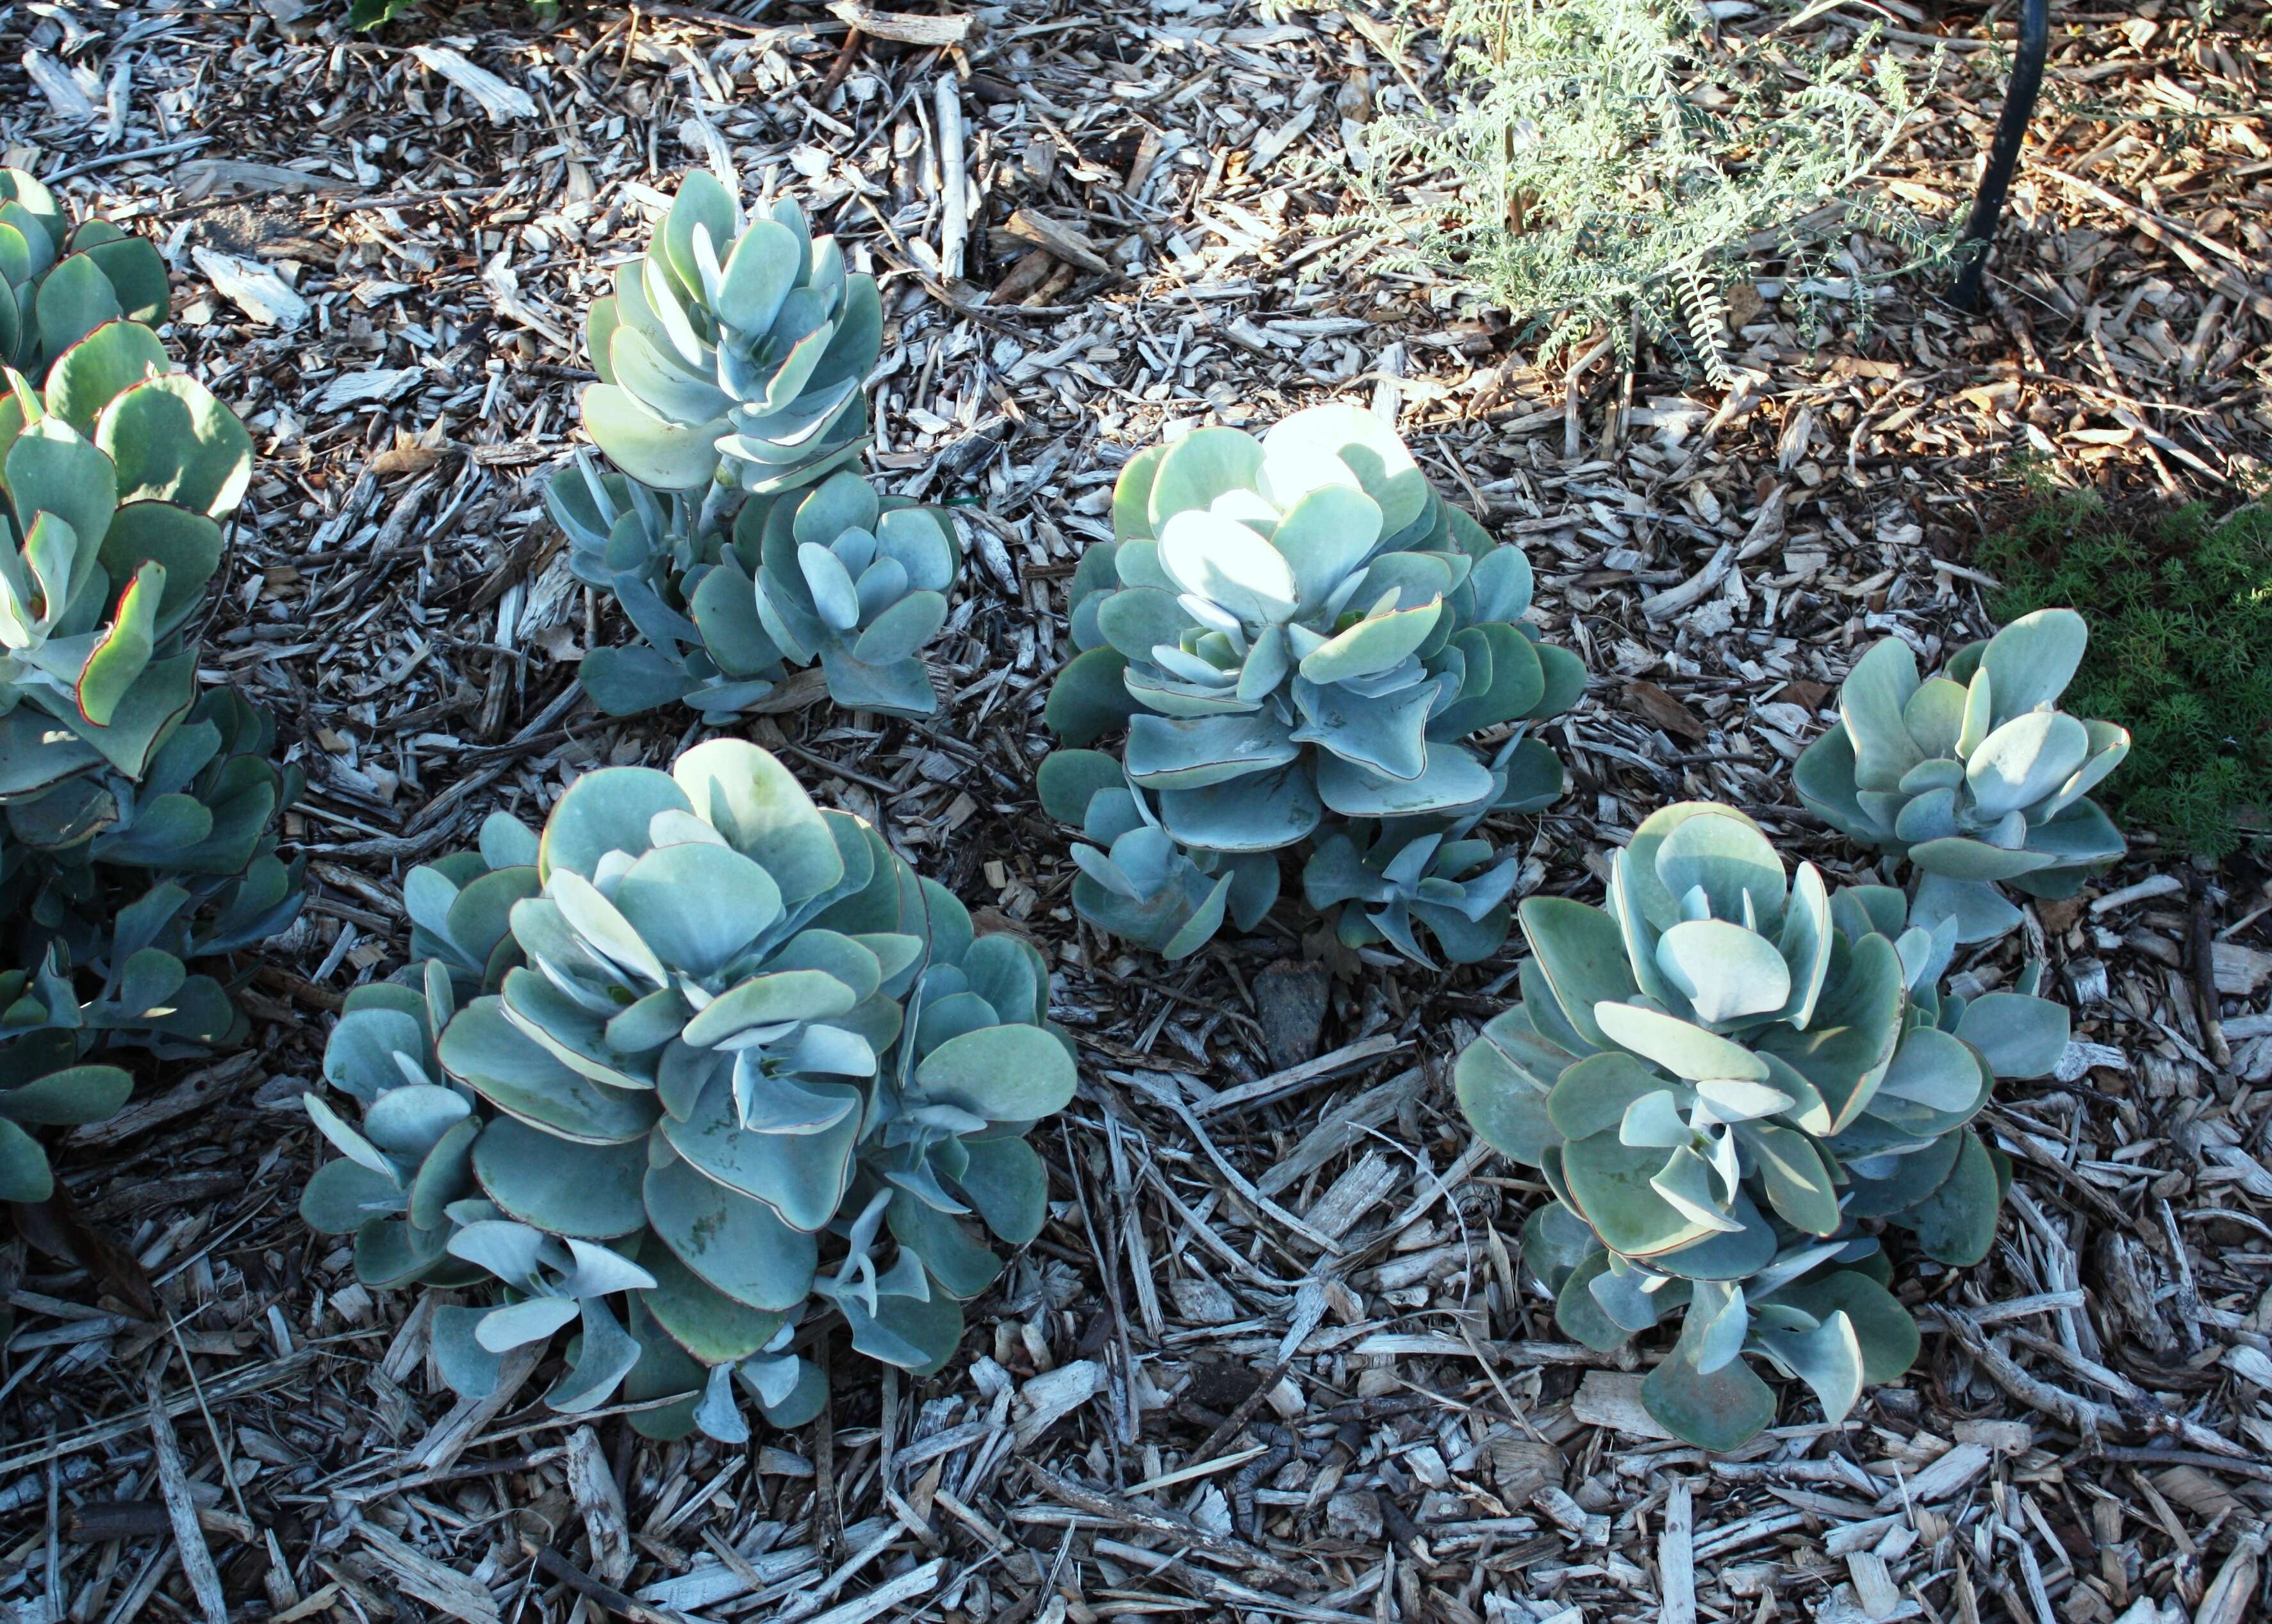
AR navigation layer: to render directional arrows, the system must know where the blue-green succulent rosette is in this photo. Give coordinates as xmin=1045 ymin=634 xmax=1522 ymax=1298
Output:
xmin=299 ymin=741 xmax=1074 ymax=1439
xmin=1797 ymin=609 xmax=2127 ymax=944
xmin=1040 ymin=405 xmax=1582 ymax=962
xmin=1453 ymin=801 xmax=2068 ymax=1448
xmin=550 ymin=458 xmax=959 ymax=723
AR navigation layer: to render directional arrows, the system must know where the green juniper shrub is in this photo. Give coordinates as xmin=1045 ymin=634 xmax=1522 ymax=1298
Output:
xmin=1974 ymin=495 xmax=2272 ymax=860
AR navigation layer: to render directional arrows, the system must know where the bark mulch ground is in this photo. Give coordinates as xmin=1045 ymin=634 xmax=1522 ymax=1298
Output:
xmin=4 ymin=2 xmax=2271 ymax=1622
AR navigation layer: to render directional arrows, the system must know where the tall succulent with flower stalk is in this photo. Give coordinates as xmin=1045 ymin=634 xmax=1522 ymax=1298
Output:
xmin=1795 ymin=609 xmax=2127 ymax=944
xmin=552 ymin=457 xmax=959 ymax=721
xmin=1454 ymin=802 xmax=2068 ymax=1449
xmin=0 ymin=316 xmax=304 ymax=1190
xmin=301 ymin=742 xmax=1075 ymax=1439
xmin=579 ymin=172 xmax=880 ymax=523
xmin=1041 ymin=405 xmax=1581 ymax=963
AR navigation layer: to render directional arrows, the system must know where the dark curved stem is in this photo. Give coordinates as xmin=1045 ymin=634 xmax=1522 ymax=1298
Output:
xmin=1950 ymin=0 xmax=2052 ymax=312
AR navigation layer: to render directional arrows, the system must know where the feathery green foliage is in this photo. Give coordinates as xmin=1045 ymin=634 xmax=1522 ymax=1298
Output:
xmin=1358 ymin=0 xmax=1944 ymax=375
xmin=1975 ymin=496 xmax=2272 ymax=859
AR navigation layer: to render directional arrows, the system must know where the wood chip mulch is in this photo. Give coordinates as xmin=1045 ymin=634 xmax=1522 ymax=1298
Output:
xmin=3 ymin=2 xmax=2271 ymax=1622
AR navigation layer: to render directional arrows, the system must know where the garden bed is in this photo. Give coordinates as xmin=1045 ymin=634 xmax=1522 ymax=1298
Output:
xmin=3 ymin=1 xmax=2271 ymax=1621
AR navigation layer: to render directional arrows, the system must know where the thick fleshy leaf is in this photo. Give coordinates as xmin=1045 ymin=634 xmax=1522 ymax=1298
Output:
xmin=95 ymin=373 xmax=252 ymax=516
xmin=1653 ymin=919 xmax=1790 ymax=1026
xmin=441 ymin=999 xmax=659 ymax=1145
xmin=1873 ymin=1024 xmax=1987 ymax=1115
xmin=1145 ymin=427 xmax=1265 ymax=531
xmin=1838 ymin=637 xmax=1924 ymax=794
xmin=957 ymin=1135 xmax=1048 ymax=1243
xmin=643 ymin=1156 xmax=819 ymax=1310
xmin=1045 ymin=646 xmax=1139 ymax=744
xmin=1594 ymin=1003 xmax=1769 ymax=1084
xmin=583 ymin=384 xmax=723 ymax=489
xmin=640 ymin=1243 xmax=788 ymax=1365
xmin=914 ymin=1024 xmax=1075 ymax=1121
xmin=1642 ymin=1318 xmax=1776 ymax=1450
xmin=45 ymin=318 xmax=170 ymax=433
xmin=1561 ymin=1133 xmax=1714 ymax=1258
xmin=1454 ymin=1010 xmax=1571 ymax=1163
xmin=1757 ymin=1308 xmax=1866 ymax=1423
xmin=672 ymin=739 xmax=843 ymax=901
xmin=472 ymin=1117 xmax=649 ymax=1238
xmin=1979 ymin=608 xmax=2086 ymax=728
xmin=1545 ymin=1050 xmax=1665 ymax=1144
xmin=1897 ymin=1129 xmax=2002 ymax=1265
xmin=2 ymin=1062 xmax=131 ymax=1126
xmin=658 ymin=1074 xmax=859 ymax=1231
xmin=1966 ymin=710 xmax=2090 ymax=818
xmin=299 ymin=1157 xmax=404 ymax=1234
xmin=1516 ymin=898 xmax=1636 ymax=1051
xmin=1953 ymin=992 xmax=2068 ymax=1079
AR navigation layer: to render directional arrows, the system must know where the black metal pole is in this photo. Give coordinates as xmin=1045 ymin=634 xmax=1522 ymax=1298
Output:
xmin=1949 ymin=0 xmax=2052 ymax=312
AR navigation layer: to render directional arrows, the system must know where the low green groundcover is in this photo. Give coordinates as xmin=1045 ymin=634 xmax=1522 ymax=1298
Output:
xmin=1975 ymin=496 xmax=2272 ymax=860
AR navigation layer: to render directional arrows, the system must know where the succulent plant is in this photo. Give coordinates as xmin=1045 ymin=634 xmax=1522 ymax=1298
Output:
xmin=1041 ymin=405 xmax=1579 ymax=960
xmin=0 ymin=172 xmax=170 ymax=387
xmin=302 ymin=741 xmax=1075 ymax=1439
xmin=555 ymin=459 xmax=959 ymax=721
xmin=1301 ymin=792 xmax=1519 ymax=967
xmin=8 ymin=687 xmax=306 ymax=1016
xmin=580 ymin=173 xmax=879 ymax=502
xmin=0 ymin=311 xmax=300 ymax=1198
xmin=0 ymin=322 xmax=252 ymax=789
xmin=1039 ymin=748 xmax=1280 ymax=959
xmin=1796 ymin=610 xmax=2128 ymax=944
xmin=1454 ymin=801 xmax=2068 ymax=1449
xmin=0 ymin=982 xmax=131 ymax=1201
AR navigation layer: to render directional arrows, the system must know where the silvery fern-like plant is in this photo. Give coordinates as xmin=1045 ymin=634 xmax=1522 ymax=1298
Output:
xmin=0 ymin=171 xmax=170 ymax=386
xmin=1041 ymin=404 xmax=1581 ymax=962
xmin=580 ymin=172 xmax=879 ymax=504
xmin=554 ymin=459 xmax=959 ymax=721
xmin=1795 ymin=609 xmax=2127 ymax=944
xmin=301 ymin=742 xmax=1075 ymax=1439
xmin=1454 ymin=802 xmax=2068 ymax=1449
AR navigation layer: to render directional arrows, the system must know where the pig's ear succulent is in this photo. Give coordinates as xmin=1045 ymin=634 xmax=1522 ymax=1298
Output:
xmin=1453 ymin=801 xmax=2067 ymax=1450
xmin=1039 ymin=749 xmax=1278 ymax=960
xmin=579 ymin=173 xmax=877 ymax=499
xmin=748 ymin=472 xmax=957 ymax=718
xmin=0 ymin=172 xmax=170 ymax=386
xmin=302 ymin=741 xmax=1076 ymax=1439
xmin=1796 ymin=610 xmax=2127 ymax=943
xmin=559 ymin=460 xmax=963 ymax=724
xmin=1 ymin=328 xmax=297 ymax=1072
xmin=0 ymin=1015 xmax=130 ymax=1202
xmin=1039 ymin=406 xmax=1583 ymax=962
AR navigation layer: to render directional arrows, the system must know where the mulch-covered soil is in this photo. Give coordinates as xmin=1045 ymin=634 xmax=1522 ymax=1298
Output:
xmin=4 ymin=1 xmax=2271 ymax=1622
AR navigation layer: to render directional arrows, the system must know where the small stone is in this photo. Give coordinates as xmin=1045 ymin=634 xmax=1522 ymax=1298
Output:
xmin=1254 ymin=958 xmax=1330 ymax=1070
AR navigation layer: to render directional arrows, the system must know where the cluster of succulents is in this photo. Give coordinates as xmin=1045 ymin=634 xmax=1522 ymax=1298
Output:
xmin=301 ymin=741 xmax=1074 ymax=1439
xmin=0 ymin=305 xmax=304 ymax=1199
xmin=1454 ymin=803 xmax=2067 ymax=1447
xmin=0 ymin=170 xmax=170 ymax=387
xmin=1797 ymin=609 xmax=2128 ymax=944
xmin=553 ymin=176 xmax=962 ymax=724
xmin=554 ymin=459 xmax=959 ymax=721
xmin=1039 ymin=406 xmax=1580 ymax=963
xmin=580 ymin=174 xmax=879 ymax=503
